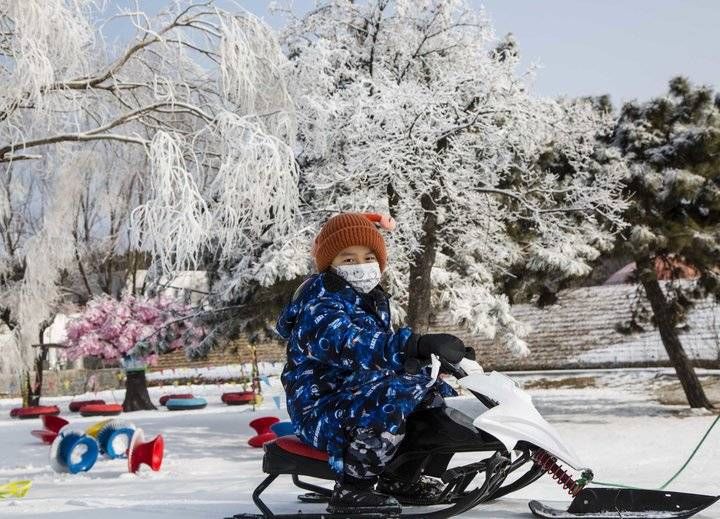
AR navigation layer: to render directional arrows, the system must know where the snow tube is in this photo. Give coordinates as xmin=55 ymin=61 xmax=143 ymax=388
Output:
xmin=49 ymin=429 xmax=99 ymax=474
xmin=270 ymin=421 xmax=295 ymax=437
xmin=166 ymin=397 xmax=207 ymax=411
xmin=79 ymin=403 xmax=123 ymax=417
xmin=68 ymin=399 xmax=105 ymax=412
xmin=221 ymin=391 xmax=255 ymax=405
xmin=159 ymin=393 xmax=194 ymax=406
xmin=10 ymin=405 xmax=61 ymax=419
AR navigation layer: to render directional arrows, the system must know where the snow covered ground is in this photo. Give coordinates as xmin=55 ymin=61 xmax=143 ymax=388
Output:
xmin=1 ymin=369 xmax=718 ymax=518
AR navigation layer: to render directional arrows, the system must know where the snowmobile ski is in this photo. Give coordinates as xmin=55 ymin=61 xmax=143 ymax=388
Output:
xmin=529 ymin=487 xmax=720 ymax=519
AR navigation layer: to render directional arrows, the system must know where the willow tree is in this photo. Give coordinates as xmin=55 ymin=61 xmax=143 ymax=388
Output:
xmin=274 ymin=0 xmax=627 ymax=353
xmin=0 ymin=1 xmax=299 ymax=401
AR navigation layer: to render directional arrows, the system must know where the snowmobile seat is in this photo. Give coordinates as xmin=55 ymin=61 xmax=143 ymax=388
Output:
xmin=262 ymin=435 xmax=335 ymax=480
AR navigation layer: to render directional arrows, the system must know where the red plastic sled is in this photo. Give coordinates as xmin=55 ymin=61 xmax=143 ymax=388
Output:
xmin=222 ymin=391 xmax=255 ymax=405
xmin=248 ymin=416 xmax=279 ymax=448
xmin=159 ymin=393 xmax=194 ymax=406
xmin=79 ymin=403 xmax=123 ymax=417
xmin=128 ymin=429 xmax=164 ymax=473
xmin=248 ymin=432 xmax=276 ymax=448
xmin=69 ymin=399 xmax=105 ymax=412
xmin=10 ymin=405 xmax=61 ymax=419
xmin=31 ymin=415 xmax=70 ymax=444
xmin=31 ymin=429 xmax=59 ymax=444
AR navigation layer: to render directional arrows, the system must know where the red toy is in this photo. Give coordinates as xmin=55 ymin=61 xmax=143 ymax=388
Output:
xmin=79 ymin=404 xmax=123 ymax=417
xmin=222 ymin=391 xmax=255 ymax=405
xmin=31 ymin=415 xmax=69 ymax=444
xmin=68 ymin=399 xmax=105 ymax=412
xmin=128 ymin=429 xmax=164 ymax=473
xmin=159 ymin=393 xmax=194 ymax=406
xmin=9 ymin=405 xmax=61 ymax=419
xmin=248 ymin=416 xmax=279 ymax=448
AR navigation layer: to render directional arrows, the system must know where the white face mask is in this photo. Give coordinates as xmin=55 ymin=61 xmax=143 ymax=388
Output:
xmin=332 ymin=262 xmax=382 ymax=293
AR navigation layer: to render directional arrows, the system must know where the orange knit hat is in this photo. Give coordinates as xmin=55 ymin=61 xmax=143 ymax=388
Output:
xmin=312 ymin=212 xmax=396 ymax=273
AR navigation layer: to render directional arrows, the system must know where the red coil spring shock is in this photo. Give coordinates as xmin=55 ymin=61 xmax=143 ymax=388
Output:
xmin=532 ymin=450 xmax=588 ymax=497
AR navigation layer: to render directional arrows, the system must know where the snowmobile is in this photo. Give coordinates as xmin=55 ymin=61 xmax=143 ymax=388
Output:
xmin=229 ymin=357 xmax=719 ymax=519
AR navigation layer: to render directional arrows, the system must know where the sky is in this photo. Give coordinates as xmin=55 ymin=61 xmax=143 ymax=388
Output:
xmin=105 ymin=0 xmax=720 ymax=106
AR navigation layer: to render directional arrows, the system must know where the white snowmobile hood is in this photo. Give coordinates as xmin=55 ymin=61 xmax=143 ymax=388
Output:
xmin=454 ymin=359 xmax=588 ymax=471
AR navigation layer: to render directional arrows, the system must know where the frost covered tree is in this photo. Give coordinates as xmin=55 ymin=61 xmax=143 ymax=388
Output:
xmin=0 ymin=1 xmax=299 ymax=397
xmin=610 ymin=77 xmax=720 ymax=409
xmin=274 ymin=0 xmax=628 ymax=353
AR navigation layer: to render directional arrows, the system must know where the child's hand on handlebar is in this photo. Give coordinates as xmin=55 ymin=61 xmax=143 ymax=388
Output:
xmin=407 ymin=333 xmax=466 ymax=364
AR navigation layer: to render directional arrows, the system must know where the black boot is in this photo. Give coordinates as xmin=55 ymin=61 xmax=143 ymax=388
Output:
xmin=327 ymin=478 xmax=401 ymax=516
xmin=376 ymin=473 xmax=447 ymax=505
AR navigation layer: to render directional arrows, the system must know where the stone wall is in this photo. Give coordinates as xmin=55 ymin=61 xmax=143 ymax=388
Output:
xmin=0 ymin=336 xmax=287 ymax=398
xmin=0 ymin=368 xmax=125 ymax=399
xmin=151 ymin=337 xmax=286 ymax=371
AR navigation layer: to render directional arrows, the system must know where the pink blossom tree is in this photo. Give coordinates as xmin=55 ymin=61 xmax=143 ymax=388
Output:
xmin=64 ymin=294 xmax=204 ymax=411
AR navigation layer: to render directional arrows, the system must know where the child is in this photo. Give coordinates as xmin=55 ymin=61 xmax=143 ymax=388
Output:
xmin=276 ymin=212 xmax=467 ymax=515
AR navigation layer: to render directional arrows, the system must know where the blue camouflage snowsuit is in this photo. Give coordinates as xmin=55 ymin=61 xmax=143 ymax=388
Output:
xmin=276 ymin=271 xmax=456 ymax=479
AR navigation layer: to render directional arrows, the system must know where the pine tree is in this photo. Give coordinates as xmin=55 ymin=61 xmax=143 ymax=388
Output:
xmin=610 ymin=77 xmax=720 ymax=409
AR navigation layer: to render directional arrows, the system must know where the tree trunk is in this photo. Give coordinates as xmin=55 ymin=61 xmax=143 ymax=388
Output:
xmin=29 ymin=345 xmax=49 ymax=406
xmin=28 ymin=327 xmax=51 ymax=406
xmin=406 ymin=191 xmax=439 ymax=332
xmin=636 ymin=254 xmax=714 ymax=409
xmin=122 ymin=370 xmax=156 ymax=411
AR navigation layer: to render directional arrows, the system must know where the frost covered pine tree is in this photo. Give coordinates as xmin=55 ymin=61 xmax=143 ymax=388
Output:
xmin=275 ymin=0 xmax=628 ymax=353
xmin=611 ymin=77 xmax=720 ymax=409
xmin=0 ymin=1 xmax=299 ymax=400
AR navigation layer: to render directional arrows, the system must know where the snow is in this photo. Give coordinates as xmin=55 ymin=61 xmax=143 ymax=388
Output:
xmin=1 ymin=370 xmax=718 ymax=519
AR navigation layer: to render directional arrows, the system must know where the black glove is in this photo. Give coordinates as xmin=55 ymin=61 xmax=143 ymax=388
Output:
xmin=464 ymin=346 xmax=476 ymax=361
xmin=406 ymin=333 xmax=466 ymax=364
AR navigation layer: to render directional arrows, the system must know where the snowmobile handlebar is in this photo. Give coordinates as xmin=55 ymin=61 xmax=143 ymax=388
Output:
xmin=404 ymin=347 xmax=474 ymax=377
xmin=439 ymin=357 xmax=468 ymax=379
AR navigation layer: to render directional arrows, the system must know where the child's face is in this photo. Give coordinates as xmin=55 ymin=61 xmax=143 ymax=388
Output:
xmin=331 ymin=245 xmax=378 ymax=268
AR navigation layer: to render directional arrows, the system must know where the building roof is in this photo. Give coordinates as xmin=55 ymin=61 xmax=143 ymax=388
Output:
xmin=604 ymin=256 xmax=701 ymax=285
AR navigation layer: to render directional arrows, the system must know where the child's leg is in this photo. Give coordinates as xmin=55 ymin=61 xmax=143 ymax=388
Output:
xmin=327 ymin=424 xmax=405 ymax=514
xmin=342 ymin=424 xmax=405 ymax=483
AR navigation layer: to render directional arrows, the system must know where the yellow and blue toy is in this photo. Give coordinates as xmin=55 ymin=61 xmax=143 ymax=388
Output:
xmin=95 ymin=420 xmax=136 ymax=459
xmin=49 ymin=429 xmax=99 ymax=474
